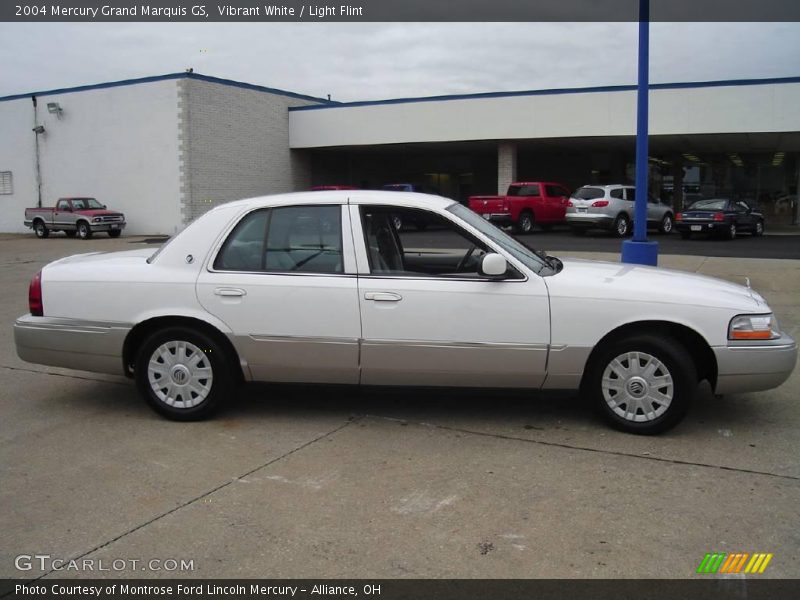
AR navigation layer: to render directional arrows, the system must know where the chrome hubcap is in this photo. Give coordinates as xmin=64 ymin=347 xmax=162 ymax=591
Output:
xmin=602 ymin=351 xmax=673 ymax=422
xmin=148 ymin=340 xmax=213 ymax=409
xmin=663 ymin=217 xmax=672 ymax=232
xmin=617 ymin=219 xmax=627 ymax=235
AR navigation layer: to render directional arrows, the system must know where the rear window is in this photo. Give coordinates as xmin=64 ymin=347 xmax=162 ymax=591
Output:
xmin=508 ymin=184 xmax=540 ymax=196
xmin=689 ymin=199 xmax=728 ymax=211
xmin=573 ymin=187 xmax=605 ymax=200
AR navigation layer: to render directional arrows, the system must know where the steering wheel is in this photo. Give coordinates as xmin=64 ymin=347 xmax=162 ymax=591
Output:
xmin=456 ymin=244 xmax=477 ymax=273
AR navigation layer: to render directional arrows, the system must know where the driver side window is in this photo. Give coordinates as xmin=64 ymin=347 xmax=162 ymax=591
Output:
xmin=360 ymin=206 xmax=518 ymax=279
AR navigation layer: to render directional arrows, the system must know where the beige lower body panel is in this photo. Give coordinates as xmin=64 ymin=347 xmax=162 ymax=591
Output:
xmin=360 ymin=340 xmax=547 ymax=387
xmin=237 ymin=335 xmax=360 ymax=384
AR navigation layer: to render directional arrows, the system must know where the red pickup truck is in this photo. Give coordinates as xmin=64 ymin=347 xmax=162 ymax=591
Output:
xmin=468 ymin=182 xmax=571 ymax=233
xmin=24 ymin=197 xmax=126 ymax=240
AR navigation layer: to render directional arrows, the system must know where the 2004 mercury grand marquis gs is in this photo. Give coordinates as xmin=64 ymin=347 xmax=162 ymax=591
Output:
xmin=14 ymin=191 xmax=797 ymax=434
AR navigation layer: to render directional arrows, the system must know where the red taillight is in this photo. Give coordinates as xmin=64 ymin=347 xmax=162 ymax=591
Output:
xmin=675 ymin=212 xmax=683 ymax=221
xmin=591 ymin=200 xmax=609 ymax=207
xmin=713 ymin=213 xmax=725 ymax=221
xmin=29 ymin=271 xmax=43 ymax=316
xmin=566 ymin=200 xmax=574 ymax=207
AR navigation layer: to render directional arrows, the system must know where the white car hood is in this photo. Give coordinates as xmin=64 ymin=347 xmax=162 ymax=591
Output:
xmin=547 ymin=258 xmax=766 ymax=312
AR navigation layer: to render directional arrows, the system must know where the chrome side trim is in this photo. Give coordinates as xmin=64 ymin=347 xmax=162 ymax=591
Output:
xmin=14 ymin=315 xmax=131 ymax=376
xmin=363 ymin=338 xmax=547 ymax=350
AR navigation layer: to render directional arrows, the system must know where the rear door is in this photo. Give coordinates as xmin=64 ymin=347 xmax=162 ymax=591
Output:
xmin=196 ymin=203 xmax=361 ymax=384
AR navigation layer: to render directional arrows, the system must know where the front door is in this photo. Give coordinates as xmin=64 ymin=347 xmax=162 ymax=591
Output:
xmin=196 ymin=203 xmax=361 ymax=384
xmin=351 ymin=204 xmax=550 ymax=388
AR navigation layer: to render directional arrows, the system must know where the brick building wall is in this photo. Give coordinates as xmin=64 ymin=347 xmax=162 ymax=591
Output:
xmin=179 ymin=78 xmax=321 ymax=225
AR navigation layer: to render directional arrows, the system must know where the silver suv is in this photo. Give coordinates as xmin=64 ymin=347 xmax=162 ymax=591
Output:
xmin=565 ymin=185 xmax=674 ymax=237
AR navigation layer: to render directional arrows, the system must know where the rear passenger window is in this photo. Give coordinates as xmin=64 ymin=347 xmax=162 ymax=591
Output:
xmin=214 ymin=205 xmax=343 ymax=274
xmin=610 ymin=189 xmax=625 ymax=200
xmin=545 ymin=185 xmax=564 ymax=197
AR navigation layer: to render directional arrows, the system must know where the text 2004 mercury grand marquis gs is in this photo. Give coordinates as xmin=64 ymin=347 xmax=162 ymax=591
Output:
xmin=14 ymin=191 xmax=797 ymax=434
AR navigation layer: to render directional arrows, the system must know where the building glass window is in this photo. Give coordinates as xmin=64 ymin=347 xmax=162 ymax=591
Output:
xmin=0 ymin=171 xmax=12 ymax=195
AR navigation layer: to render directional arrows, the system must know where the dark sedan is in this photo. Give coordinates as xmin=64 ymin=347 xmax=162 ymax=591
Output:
xmin=675 ymin=199 xmax=765 ymax=240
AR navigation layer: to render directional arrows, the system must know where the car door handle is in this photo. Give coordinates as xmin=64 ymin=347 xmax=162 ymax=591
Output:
xmin=214 ymin=288 xmax=246 ymax=297
xmin=364 ymin=292 xmax=402 ymax=302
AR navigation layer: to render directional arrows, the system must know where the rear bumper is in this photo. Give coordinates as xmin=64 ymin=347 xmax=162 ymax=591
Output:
xmin=675 ymin=221 xmax=722 ymax=233
xmin=14 ymin=315 xmax=130 ymax=376
xmin=713 ymin=335 xmax=797 ymax=394
xmin=565 ymin=213 xmax=614 ymax=228
xmin=480 ymin=213 xmax=513 ymax=225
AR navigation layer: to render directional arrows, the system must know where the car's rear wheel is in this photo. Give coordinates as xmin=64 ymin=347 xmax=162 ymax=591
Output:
xmin=753 ymin=220 xmax=765 ymax=237
xmin=585 ymin=334 xmax=696 ymax=435
xmin=108 ymin=229 xmax=122 ymax=238
xmin=33 ymin=220 xmax=49 ymax=239
xmin=516 ymin=211 xmax=534 ymax=234
xmin=135 ymin=327 xmax=233 ymax=421
xmin=613 ymin=214 xmax=629 ymax=237
xmin=659 ymin=213 xmax=674 ymax=234
xmin=77 ymin=221 xmax=92 ymax=240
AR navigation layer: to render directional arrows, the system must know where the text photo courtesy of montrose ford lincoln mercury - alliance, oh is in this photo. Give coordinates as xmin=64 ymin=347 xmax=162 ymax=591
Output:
xmin=13 ymin=191 xmax=797 ymax=435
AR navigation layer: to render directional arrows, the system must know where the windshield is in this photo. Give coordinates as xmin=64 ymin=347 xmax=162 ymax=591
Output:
xmin=447 ymin=203 xmax=549 ymax=275
xmin=688 ymin=199 xmax=728 ymax=211
xmin=573 ymin=187 xmax=605 ymax=200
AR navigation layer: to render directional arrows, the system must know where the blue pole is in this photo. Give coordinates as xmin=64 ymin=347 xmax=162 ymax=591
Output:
xmin=621 ymin=0 xmax=659 ymax=266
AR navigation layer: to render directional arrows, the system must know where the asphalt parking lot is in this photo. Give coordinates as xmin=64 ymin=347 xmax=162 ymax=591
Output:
xmin=1 ymin=233 xmax=799 ymax=580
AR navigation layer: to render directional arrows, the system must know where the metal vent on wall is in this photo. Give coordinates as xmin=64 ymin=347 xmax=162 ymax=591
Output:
xmin=0 ymin=172 xmax=12 ymax=195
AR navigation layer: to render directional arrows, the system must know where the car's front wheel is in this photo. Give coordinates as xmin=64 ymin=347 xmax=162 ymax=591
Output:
xmin=753 ymin=220 xmax=765 ymax=237
xmin=76 ymin=221 xmax=93 ymax=240
xmin=135 ymin=327 xmax=233 ymax=420
xmin=585 ymin=334 xmax=696 ymax=435
xmin=516 ymin=211 xmax=534 ymax=234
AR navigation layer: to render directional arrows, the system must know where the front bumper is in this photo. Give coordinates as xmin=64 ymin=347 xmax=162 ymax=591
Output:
xmin=90 ymin=222 xmax=126 ymax=232
xmin=713 ymin=334 xmax=797 ymax=394
xmin=14 ymin=315 xmax=130 ymax=376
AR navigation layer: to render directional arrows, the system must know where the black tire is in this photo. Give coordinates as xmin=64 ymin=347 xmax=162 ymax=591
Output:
xmin=516 ymin=211 xmax=534 ymax=234
xmin=65 ymin=230 xmax=77 ymax=238
xmin=135 ymin=326 xmax=234 ymax=421
xmin=725 ymin=223 xmax=736 ymax=240
xmin=585 ymin=334 xmax=697 ymax=435
xmin=679 ymin=231 xmax=691 ymax=240
xmin=108 ymin=229 xmax=122 ymax=238
xmin=752 ymin=220 xmax=764 ymax=237
xmin=76 ymin=221 xmax=93 ymax=240
xmin=33 ymin=220 xmax=49 ymax=239
xmin=659 ymin=213 xmax=674 ymax=234
xmin=570 ymin=227 xmax=587 ymax=236
xmin=612 ymin=214 xmax=629 ymax=238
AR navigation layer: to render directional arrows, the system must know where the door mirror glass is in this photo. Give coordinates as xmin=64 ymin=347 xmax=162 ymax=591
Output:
xmin=479 ymin=253 xmax=508 ymax=278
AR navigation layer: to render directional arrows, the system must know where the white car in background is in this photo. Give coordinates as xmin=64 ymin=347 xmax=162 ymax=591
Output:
xmin=14 ymin=191 xmax=797 ymax=434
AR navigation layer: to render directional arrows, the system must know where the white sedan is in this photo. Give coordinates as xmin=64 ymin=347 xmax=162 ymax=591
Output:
xmin=14 ymin=191 xmax=797 ymax=434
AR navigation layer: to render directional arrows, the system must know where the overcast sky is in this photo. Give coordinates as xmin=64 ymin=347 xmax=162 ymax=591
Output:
xmin=1 ymin=22 xmax=799 ymax=101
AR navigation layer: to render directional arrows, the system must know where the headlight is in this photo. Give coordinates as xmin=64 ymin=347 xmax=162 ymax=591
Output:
xmin=729 ymin=313 xmax=781 ymax=340
xmin=92 ymin=217 xmax=101 ymax=223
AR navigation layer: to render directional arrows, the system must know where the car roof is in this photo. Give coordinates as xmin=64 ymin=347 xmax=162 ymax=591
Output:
xmin=578 ymin=184 xmax=633 ymax=189
xmin=216 ymin=190 xmax=456 ymax=212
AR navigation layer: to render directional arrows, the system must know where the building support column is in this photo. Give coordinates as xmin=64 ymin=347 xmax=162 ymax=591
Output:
xmin=672 ymin=158 xmax=685 ymax=210
xmin=497 ymin=142 xmax=517 ymax=194
xmin=794 ymin=154 xmax=800 ymax=225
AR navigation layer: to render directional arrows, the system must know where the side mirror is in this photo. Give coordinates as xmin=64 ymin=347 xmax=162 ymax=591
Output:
xmin=479 ymin=253 xmax=508 ymax=279
xmin=101 ymin=204 xmax=107 ymax=209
